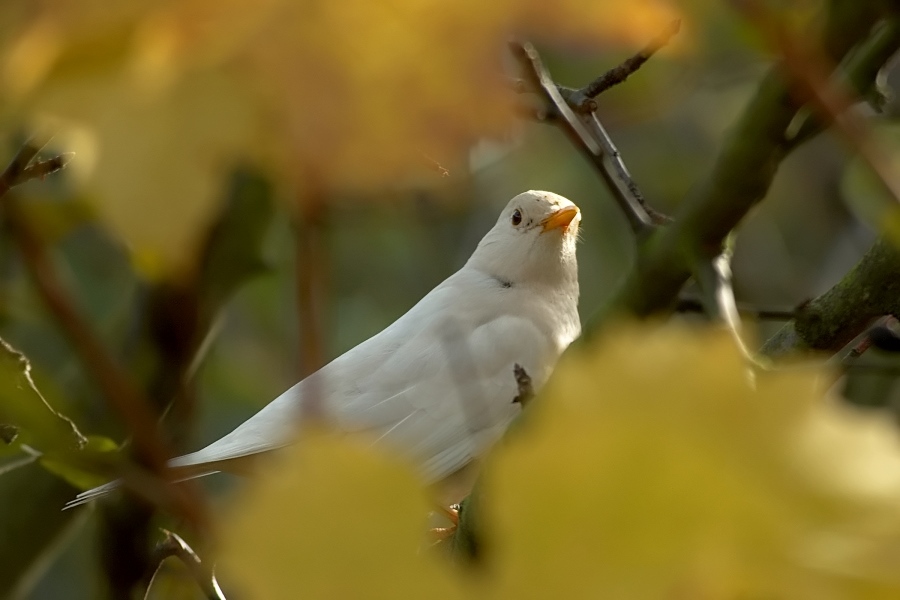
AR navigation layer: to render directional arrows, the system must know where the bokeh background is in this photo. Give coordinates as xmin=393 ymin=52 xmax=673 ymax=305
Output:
xmin=2 ymin=0 xmax=900 ymax=598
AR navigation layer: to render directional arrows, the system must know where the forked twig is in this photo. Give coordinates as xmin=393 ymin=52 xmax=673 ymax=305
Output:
xmin=142 ymin=529 xmax=225 ymax=600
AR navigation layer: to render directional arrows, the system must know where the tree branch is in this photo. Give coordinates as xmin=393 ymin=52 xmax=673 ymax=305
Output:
xmin=142 ymin=529 xmax=225 ymax=600
xmin=0 ymin=137 xmax=208 ymax=528
xmin=512 ymin=363 xmax=534 ymax=407
xmin=761 ymin=238 xmax=900 ymax=357
xmin=587 ymin=6 xmax=897 ymax=331
xmin=784 ymin=18 xmax=900 ymax=150
xmin=510 ymin=42 xmax=666 ymax=234
xmin=692 ymin=243 xmax=762 ymax=367
xmin=559 ymin=20 xmax=681 ymax=113
xmin=674 ymin=297 xmax=798 ymax=321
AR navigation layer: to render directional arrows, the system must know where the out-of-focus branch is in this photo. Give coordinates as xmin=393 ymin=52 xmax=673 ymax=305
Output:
xmin=10 ymin=153 xmax=74 ymax=187
xmin=785 ymin=18 xmax=900 ymax=150
xmin=588 ymin=6 xmax=896 ymax=330
xmin=692 ymin=244 xmax=761 ymax=366
xmin=827 ymin=315 xmax=899 ymax=367
xmin=740 ymin=5 xmax=900 ymax=223
xmin=0 ymin=138 xmax=207 ymax=528
xmin=869 ymin=320 xmax=900 ymax=352
xmin=511 ymin=363 xmax=534 ymax=408
xmin=761 ymin=238 xmax=900 ymax=357
xmin=0 ymin=133 xmax=48 ymax=197
xmin=511 ymin=42 xmax=666 ymax=234
xmin=675 ymin=297 xmax=798 ymax=321
xmin=559 ymin=20 xmax=681 ymax=113
xmin=142 ymin=529 xmax=225 ymax=600
xmin=294 ymin=184 xmax=329 ymax=421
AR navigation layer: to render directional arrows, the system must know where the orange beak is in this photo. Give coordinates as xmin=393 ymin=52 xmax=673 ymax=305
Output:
xmin=540 ymin=205 xmax=580 ymax=232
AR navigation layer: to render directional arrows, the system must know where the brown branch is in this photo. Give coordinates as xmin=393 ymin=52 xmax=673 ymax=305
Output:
xmin=142 ymin=529 xmax=225 ymax=600
xmin=0 ymin=138 xmax=208 ymax=528
xmin=0 ymin=336 xmax=87 ymax=448
xmin=510 ymin=41 xmax=667 ymax=234
xmin=674 ymin=297 xmax=798 ymax=321
xmin=869 ymin=320 xmax=900 ymax=352
xmin=587 ymin=7 xmax=897 ymax=330
xmin=0 ymin=133 xmax=50 ymax=197
xmin=294 ymin=183 xmax=329 ymax=421
xmin=512 ymin=364 xmax=534 ymax=408
xmin=739 ymin=4 xmax=900 ymax=218
xmin=761 ymin=238 xmax=900 ymax=357
xmin=559 ymin=19 xmax=681 ymax=113
xmin=783 ymin=19 xmax=900 ymax=151
xmin=692 ymin=244 xmax=764 ymax=367
xmin=11 ymin=153 xmax=74 ymax=187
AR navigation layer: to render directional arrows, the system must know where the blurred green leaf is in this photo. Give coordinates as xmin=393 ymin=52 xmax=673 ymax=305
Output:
xmin=197 ymin=167 xmax=274 ymax=319
xmin=0 ymin=423 xmax=19 ymax=444
xmin=0 ymin=337 xmax=86 ymax=454
xmin=840 ymin=124 xmax=900 ymax=245
xmin=40 ymin=434 xmax=120 ymax=491
xmin=0 ymin=460 xmax=82 ymax=598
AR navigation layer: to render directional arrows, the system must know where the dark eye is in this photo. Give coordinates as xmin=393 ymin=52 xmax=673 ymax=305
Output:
xmin=511 ymin=209 xmax=522 ymax=226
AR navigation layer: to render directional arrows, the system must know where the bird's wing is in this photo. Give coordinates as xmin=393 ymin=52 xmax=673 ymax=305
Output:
xmin=334 ymin=310 xmax=556 ymax=482
xmin=169 ymin=277 xmax=558 ymax=482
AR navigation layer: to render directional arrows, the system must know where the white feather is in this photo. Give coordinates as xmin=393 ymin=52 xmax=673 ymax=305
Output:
xmin=66 ymin=190 xmax=581 ymax=509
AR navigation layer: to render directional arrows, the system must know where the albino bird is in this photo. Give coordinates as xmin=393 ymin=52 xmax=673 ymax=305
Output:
xmin=67 ymin=190 xmax=581 ymax=507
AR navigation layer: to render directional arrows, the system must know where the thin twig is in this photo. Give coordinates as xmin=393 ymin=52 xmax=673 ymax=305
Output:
xmin=510 ymin=41 xmax=665 ymax=234
xmin=693 ymin=246 xmax=765 ymax=368
xmin=869 ymin=321 xmax=900 ymax=352
xmin=589 ymin=6 xmax=895 ymax=327
xmin=824 ymin=315 xmax=899 ymax=368
xmin=739 ymin=4 xmax=900 ymax=217
xmin=675 ymin=296 xmax=798 ymax=320
xmin=420 ymin=152 xmax=450 ymax=177
xmin=0 ymin=423 xmax=18 ymax=444
xmin=560 ymin=20 xmax=681 ymax=113
xmin=11 ymin=153 xmax=74 ymax=187
xmin=142 ymin=529 xmax=226 ymax=600
xmin=294 ymin=184 xmax=329 ymax=422
xmin=0 ymin=133 xmax=51 ymax=197
xmin=0 ymin=137 xmax=208 ymax=528
xmin=783 ymin=19 xmax=900 ymax=151
xmin=512 ymin=364 xmax=534 ymax=408
xmin=0 ymin=453 xmax=38 ymax=476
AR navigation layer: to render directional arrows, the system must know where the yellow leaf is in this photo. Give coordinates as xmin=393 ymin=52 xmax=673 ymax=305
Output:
xmin=1 ymin=0 xmax=680 ymax=275
xmin=483 ymin=325 xmax=900 ymax=598
xmin=217 ymin=430 xmax=465 ymax=599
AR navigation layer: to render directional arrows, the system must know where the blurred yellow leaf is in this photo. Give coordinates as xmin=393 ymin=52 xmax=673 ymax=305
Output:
xmin=1 ymin=0 xmax=679 ymax=277
xmin=217 ymin=431 xmax=465 ymax=599
xmin=483 ymin=326 xmax=900 ymax=598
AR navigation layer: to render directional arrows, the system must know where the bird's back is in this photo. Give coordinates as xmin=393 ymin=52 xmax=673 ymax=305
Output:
xmin=170 ymin=265 xmax=578 ymax=484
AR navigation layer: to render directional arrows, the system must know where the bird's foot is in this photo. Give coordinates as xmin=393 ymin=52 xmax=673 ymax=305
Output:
xmin=429 ymin=503 xmax=460 ymax=543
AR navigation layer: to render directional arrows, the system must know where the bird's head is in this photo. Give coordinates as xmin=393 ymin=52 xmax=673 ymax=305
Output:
xmin=467 ymin=190 xmax=580 ymax=289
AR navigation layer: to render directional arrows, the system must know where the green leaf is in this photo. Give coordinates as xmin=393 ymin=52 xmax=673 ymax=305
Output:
xmin=197 ymin=167 xmax=274 ymax=319
xmin=0 ymin=337 xmax=87 ymax=454
xmin=0 ymin=460 xmax=82 ymax=598
xmin=39 ymin=435 xmax=121 ymax=491
xmin=0 ymin=424 xmax=19 ymax=445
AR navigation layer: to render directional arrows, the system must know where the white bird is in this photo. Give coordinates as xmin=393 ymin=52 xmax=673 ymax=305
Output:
xmin=66 ymin=190 xmax=581 ymax=507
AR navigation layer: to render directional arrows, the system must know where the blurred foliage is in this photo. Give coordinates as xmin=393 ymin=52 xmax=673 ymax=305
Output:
xmin=0 ymin=0 xmax=898 ymax=597
xmin=216 ymin=327 xmax=900 ymax=598
xmin=0 ymin=0 xmax=677 ymax=278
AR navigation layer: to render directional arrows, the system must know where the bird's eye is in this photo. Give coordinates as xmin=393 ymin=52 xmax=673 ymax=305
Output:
xmin=511 ymin=209 xmax=522 ymax=226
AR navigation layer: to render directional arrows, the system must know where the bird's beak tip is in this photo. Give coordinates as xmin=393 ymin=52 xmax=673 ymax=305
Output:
xmin=540 ymin=205 xmax=580 ymax=232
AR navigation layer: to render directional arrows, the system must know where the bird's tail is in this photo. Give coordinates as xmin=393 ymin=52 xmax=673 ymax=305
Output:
xmin=63 ymin=480 xmax=123 ymax=509
xmin=62 ymin=454 xmax=262 ymax=510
